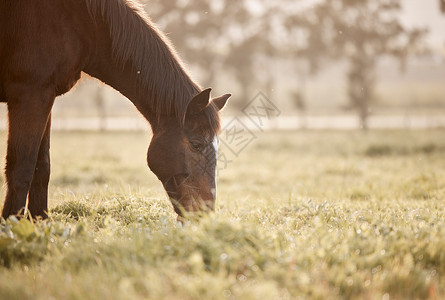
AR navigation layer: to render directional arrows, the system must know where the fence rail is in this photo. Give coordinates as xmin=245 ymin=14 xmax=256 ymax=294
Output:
xmin=0 ymin=114 xmax=443 ymax=131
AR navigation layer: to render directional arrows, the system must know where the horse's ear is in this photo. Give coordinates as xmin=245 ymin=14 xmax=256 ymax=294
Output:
xmin=212 ymin=94 xmax=231 ymax=111
xmin=187 ymin=88 xmax=212 ymax=115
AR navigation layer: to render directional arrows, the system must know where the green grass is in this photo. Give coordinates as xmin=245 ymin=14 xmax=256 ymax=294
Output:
xmin=0 ymin=129 xmax=445 ymax=299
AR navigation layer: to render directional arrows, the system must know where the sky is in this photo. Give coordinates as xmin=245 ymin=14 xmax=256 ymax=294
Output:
xmin=401 ymin=0 xmax=445 ymax=49
xmin=286 ymin=0 xmax=445 ymax=50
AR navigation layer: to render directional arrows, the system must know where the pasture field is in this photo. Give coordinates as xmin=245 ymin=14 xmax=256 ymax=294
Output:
xmin=0 ymin=129 xmax=445 ymax=299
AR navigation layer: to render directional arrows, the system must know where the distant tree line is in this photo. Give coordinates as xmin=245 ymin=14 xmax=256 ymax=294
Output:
xmin=145 ymin=0 xmax=426 ymax=129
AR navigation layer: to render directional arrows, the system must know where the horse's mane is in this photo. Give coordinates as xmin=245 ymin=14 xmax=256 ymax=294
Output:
xmin=85 ymin=0 xmax=220 ymax=132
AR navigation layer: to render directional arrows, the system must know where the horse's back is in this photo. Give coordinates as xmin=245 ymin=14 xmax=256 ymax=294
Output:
xmin=0 ymin=0 xmax=93 ymax=100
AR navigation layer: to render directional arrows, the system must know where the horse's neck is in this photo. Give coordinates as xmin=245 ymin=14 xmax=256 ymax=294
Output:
xmin=83 ymin=2 xmax=199 ymax=124
xmin=83 ymin=35 xmax=153 ymax=120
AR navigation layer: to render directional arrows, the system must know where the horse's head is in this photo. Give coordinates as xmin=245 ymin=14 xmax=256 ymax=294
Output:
xmin=147 ymin=88 xmax=230 ymax=217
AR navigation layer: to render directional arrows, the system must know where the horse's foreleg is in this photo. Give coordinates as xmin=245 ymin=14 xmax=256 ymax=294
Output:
xmin=28 ymin=114 xmax=51 ymax=219
xmin=1 ymin=95 xmax=54 ymax=219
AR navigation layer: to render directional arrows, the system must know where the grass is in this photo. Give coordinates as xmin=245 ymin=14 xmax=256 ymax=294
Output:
xmin=0 ymin=129 xmax=445 ymax=299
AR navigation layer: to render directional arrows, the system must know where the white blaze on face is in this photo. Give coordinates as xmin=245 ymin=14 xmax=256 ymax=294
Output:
xmin=211 ymin=135 xmax=218 ymax=198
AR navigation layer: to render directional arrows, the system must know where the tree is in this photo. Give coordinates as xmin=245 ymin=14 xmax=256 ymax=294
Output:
xmin=286 ymin=0 xmax=425 ymax=129
xmin=147 ymin=0 xmax=223 ymax=87
xmin=146 ymin=0 xmax=278 ymax=108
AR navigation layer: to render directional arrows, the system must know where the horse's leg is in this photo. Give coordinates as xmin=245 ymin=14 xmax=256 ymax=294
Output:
xmin=1 ymin=93 xmax=54 ymax=219
xmin=28 ymin=114 xmax=52 ymax=219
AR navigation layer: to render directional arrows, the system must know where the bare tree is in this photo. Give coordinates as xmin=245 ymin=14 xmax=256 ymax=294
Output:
xmin=286 ymin=0 xmax=425 ymax=129
xmin=147 ymin=0 xmax=277 ymax=108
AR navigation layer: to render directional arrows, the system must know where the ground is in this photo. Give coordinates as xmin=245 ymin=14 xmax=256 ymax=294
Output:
xmin=0 ymin=129 xmax=444 ymax=299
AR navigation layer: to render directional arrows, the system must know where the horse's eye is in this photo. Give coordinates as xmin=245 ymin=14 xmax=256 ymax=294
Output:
xmin=190 ymin=140 xmax=204 ymax=152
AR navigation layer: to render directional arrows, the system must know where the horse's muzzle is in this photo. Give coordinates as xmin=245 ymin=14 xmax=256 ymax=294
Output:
xmin=163 ymin=173 xmax=189 ymax=200
xmin=163 ymin=173 xmax=215 ymax=216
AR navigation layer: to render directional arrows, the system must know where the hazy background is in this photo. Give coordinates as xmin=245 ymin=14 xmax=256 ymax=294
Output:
xmin=4 ymin=0 xmax=444 ymax=130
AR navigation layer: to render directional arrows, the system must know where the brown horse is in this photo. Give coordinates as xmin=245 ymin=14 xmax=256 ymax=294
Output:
xmin=0 ymin=0 xmax=230 ymax=219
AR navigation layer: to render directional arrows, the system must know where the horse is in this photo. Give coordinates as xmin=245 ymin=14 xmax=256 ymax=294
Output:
xmin=0 ymin=0 xmax=230 ymax=219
